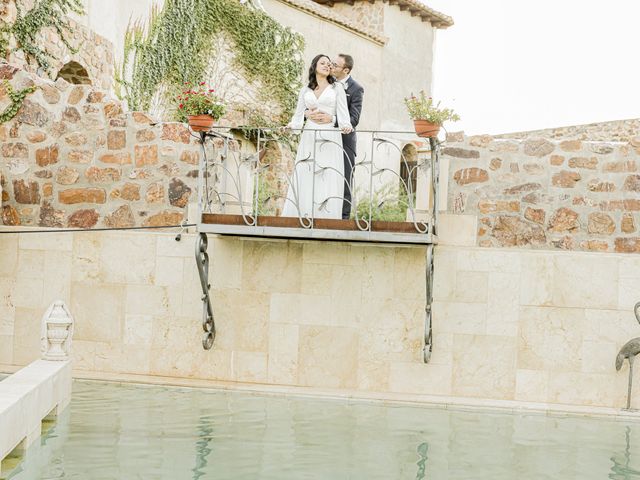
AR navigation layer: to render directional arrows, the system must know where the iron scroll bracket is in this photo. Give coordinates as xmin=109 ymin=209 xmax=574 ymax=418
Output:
xmin=422 ymin=136 xmax=440 ymax=363
xmin=196 ymin=233 xmax=216 ymax=349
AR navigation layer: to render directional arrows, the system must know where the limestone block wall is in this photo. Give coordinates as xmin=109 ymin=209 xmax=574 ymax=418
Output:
xmin=431 ymin=245 xmax=636 ymax=409
xmin=0 ymin=63 xmax=232 ymax=228
xmin=444 ymin=132 xmax=640 ymax=253
xmin=0 ymin=230 xmax=637 ymax=410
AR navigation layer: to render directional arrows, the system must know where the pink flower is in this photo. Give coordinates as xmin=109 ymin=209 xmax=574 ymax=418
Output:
xmin=199 ymin=82 xmax=206 ymax=86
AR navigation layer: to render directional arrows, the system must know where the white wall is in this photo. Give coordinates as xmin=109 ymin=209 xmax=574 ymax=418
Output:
xmin=380 ymin=5 xmax=436 ymax=132
xmin=1 ymin=228 xmax=637 ymax=411
xmin=72 ymin=0 xmax=165 ymax=67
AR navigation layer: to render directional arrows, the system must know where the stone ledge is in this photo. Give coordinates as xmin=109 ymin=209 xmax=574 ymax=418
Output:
xmin=21 ymin=370 xmax=639 ymax=422
xmin=0 ymin=360 xmax=72 ymax=470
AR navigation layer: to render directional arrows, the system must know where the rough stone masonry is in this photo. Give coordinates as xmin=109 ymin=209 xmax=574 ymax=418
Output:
xmin=445 ymin=130 xmax=640 ymax=253
xmin=0 ymin=63 xmax=237 ymax=229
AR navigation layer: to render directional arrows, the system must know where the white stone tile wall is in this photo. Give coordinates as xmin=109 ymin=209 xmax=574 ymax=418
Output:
xmin=1 ymin=230 xmax=638 ymax=409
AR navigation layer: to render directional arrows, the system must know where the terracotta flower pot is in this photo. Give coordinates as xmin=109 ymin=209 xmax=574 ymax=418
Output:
xmin=413 ymin=119 xmax=441 ymax=138
xmin=187 ymin=114 xmax=216 ymax=132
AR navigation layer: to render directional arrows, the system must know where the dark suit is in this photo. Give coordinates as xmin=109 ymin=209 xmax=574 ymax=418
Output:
xmin=340 ymin=77 xmax=364 ymax=219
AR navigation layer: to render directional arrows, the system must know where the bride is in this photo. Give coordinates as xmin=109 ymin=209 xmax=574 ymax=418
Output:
xmin=281 ymin=54 xmax=353 ymax=220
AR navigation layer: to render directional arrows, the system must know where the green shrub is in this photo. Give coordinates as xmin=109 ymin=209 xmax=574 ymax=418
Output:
xmin=353 ymin=184 xmax=412 ymax=222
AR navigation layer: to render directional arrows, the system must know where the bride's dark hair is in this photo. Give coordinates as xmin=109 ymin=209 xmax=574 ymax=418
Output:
xmin=307 ymin=54 xmax=336 ymax=91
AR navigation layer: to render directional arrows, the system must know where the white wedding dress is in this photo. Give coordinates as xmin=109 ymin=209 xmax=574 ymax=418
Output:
xmin=281 ymin=83 xmax=352 ymax=220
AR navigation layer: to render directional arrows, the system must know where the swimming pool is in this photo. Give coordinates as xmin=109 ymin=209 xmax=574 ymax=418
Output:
xmin=5 ymin=380 xmax=640 ymax=479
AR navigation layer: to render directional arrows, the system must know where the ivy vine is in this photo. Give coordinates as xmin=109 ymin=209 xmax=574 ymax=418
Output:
xmin=0 ymin=80 xmax=37 ymax=123
xmin=116 ymin=0 xmax=305 ymax=123
xmin=0 ymin=0 xmax=84 ymax=73
xmin=237 ymin=110 xmax=297 ymax=150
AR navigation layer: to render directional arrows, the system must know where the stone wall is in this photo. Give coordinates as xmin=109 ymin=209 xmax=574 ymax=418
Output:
xmin=444 ymin=132 xmax=640 ymax=253
xmin=495 ymin=118 xmax=640 ymax=143
xmin=0 ymin=63 xmax=215 ymax=228
xmin=331 ymin=1 xmax=385 ymax=37
xmin=1 ymin=230 xmax=637 ymax=410
xmin=1 ymin=1 xmax=114 ymax=90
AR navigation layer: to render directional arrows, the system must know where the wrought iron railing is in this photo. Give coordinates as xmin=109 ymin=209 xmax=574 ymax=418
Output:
xmin=195 ymin=127 xmax=441 ymax=242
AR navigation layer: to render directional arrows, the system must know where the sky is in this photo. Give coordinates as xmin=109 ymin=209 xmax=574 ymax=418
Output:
xmin=424 ymin=0 xmax=640 ymax=135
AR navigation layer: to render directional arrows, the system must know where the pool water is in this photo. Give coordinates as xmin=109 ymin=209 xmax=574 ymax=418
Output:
xmin=5 ymin=380 xmax=640 ymax=479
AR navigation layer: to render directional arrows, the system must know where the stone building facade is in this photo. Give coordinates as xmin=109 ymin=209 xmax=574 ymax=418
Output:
xmin=265 ymin=0 xmax=452 ymax=132
xmin=0 ymin=0 xmax=453 ymax=226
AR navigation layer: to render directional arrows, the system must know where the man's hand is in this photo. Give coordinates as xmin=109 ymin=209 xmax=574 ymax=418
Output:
xmin=307 ymin=110 xmax=333 ymax=124
xmin=341 ymin=126 xmax=353 ymax=134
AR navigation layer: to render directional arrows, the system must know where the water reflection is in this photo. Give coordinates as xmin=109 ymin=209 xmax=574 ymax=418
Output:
xmin=415 ymin=442 xmax=428 ymax=480
xmin=5 ymin=381 xmax=640 ymax=479
xmin=609 ymin=427 xmax=640 ymax=479
xmin=192 ymin=417 xmax=214 ymax=480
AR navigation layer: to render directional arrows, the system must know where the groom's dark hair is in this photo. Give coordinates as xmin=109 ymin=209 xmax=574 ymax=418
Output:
xmin=338 ymin=54 xmax=354 ymax=73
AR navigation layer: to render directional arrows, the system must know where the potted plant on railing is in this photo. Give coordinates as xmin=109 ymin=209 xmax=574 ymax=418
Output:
xmin=404 ymin=91 xmax=460 ymax=138
xmin=177 ymin=82 xmax=226 ymax=132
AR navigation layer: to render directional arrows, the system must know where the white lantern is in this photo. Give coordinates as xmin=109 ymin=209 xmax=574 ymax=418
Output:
xmin=41 ymin=300 xmax=74 ymax=361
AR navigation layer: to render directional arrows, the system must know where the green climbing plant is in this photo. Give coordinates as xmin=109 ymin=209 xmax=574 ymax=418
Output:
xmin=0 ymin=80 xmax=37 ymax=124
xmin=0 ymin=0 xmax=84 ymax=73
xmin=115 ymin=0 xmax=304 ymax=123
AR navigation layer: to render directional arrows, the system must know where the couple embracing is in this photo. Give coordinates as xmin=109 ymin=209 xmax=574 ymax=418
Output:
xmin=282 ymin=54 xmax=364 ymax=220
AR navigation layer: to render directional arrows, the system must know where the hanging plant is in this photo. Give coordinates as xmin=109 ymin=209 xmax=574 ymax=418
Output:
xmin=115 ymin=0 xmax=304 ymax=123
xmin=0 ymin=80 xmax=37 ymax=124
xmin=0 ymin=0 xmax=84 ymax=72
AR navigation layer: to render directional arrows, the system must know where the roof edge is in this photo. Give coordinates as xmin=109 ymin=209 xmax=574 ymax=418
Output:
xmin=276 ymin=0 xmax=388 ymax=44
xmin=312 ymin=0 xmax=453 ymax=29
xmin=392 ymin=0 xmax=454 ymax=29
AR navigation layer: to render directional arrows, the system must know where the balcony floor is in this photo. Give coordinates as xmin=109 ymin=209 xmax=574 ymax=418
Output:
xmin=199 ymin=214 xmax=436 ymax=244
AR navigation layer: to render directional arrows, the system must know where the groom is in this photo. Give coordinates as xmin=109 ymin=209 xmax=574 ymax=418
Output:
xmin=308 ymin=53 xmax=364 ymax=219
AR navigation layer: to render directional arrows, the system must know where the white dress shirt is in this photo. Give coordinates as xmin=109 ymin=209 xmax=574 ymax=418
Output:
xmin=332 ymin=76 xmax=351 ymax=125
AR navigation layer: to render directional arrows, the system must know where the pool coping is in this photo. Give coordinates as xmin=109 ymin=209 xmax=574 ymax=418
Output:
xmin=2 ymin=364 xmax=640 ymax=422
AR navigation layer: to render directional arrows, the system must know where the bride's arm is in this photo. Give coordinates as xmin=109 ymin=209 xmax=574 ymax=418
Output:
xmin=287 ymin=88 xmax=307 ymax=131
xmin=335 ymin=85 xmax=353 ymax=133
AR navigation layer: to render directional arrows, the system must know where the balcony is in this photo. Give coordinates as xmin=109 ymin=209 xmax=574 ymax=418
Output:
xmin=195 ymin=127 xmax=442 ymax=245
xmin=193 ymin=126 xmax=441 ymax=357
